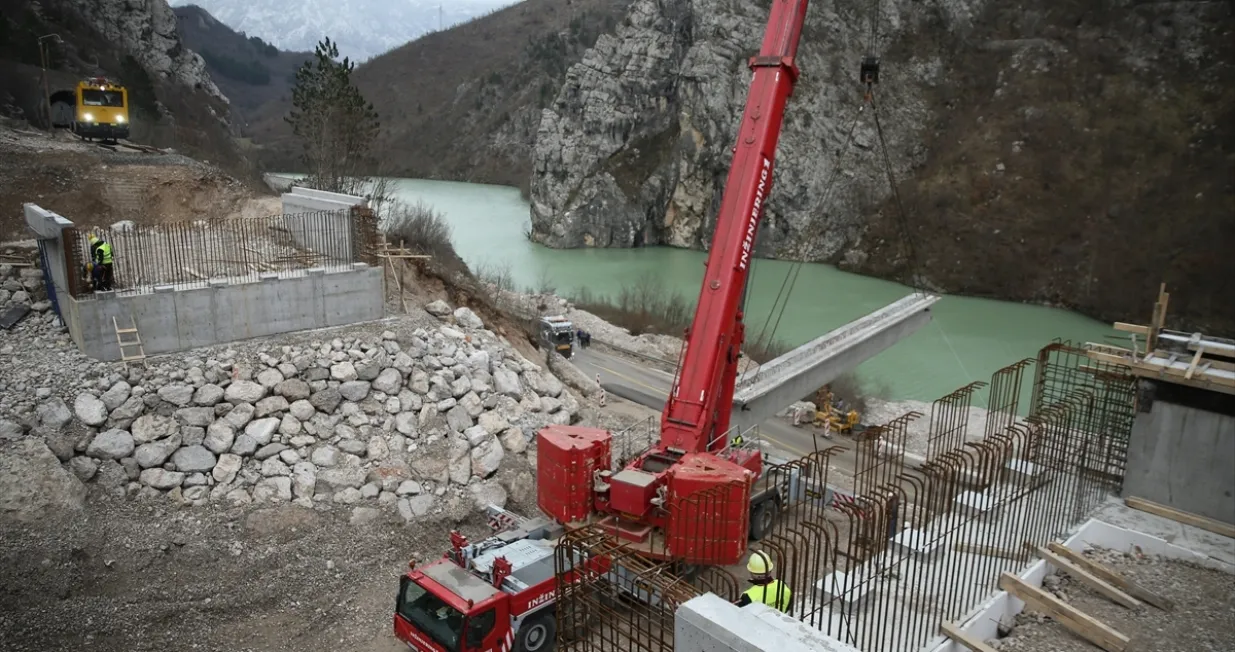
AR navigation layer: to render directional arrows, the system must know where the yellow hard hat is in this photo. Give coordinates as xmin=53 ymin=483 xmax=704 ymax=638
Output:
xmin=747 ymin=551 xmax=773 ymax=575
xmin=88 ymin=234 xmax=99 ymax=244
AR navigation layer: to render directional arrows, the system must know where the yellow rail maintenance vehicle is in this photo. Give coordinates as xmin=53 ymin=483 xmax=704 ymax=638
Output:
xmin=52 ymin=77 xmax=130 ymax=142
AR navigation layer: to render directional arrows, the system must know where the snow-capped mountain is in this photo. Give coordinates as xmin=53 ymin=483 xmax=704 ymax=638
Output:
xmin=168 ymin=0 xmax=520 ymax=62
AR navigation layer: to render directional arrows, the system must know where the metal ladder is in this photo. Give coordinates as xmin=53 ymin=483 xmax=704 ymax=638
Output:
xmin=112 ymin=314 xmax=146 ymax=365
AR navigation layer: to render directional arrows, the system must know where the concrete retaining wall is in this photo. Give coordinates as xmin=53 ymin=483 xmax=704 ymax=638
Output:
xmin=64 ymin=265 xmax=384 ymax=361
xmin=1123 ymin=380 xmax=1235 ymax=525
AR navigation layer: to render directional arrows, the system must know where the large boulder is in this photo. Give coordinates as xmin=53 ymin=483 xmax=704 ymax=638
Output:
xmin=37 ymin=397 xmax=73 ymax=430
xmin=74 ymin=393 xmax=108 ymax=427
xmin=86 ymin=429 xmax=135 ymax=460
xmin=0 ymin=440 xmax=86 ymax=521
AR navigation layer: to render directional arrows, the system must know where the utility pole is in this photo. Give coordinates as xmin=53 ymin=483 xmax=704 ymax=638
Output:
xmin=37 ymin=34 xmax=61 ymax=130
xmin=439 ymin=4 xmax=443 ymax=31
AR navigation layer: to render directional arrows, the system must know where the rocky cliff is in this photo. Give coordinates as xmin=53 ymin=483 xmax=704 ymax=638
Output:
xmin=529 ymin=0 xmax=1235 ymax=332
xmin=529 ymin=0 xmax=957 ymax=254
xmin=65 ymin=0 xmax=226 ymax=104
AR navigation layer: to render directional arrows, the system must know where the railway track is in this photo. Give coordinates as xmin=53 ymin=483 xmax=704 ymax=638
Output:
xmin=90 ymin=139 xmax=162 ymax=154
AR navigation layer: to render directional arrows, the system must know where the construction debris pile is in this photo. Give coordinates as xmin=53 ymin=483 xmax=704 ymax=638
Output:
xmin=0 ymin=299 xmax=582 ymax=520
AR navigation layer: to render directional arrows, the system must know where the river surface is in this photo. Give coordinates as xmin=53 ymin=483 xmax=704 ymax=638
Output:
xmin=278 ymin=174 xmax=1119 ymax=404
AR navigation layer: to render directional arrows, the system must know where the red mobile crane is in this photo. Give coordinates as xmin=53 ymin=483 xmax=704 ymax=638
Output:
xmin=394 ymin=2 xmax=818 ymax=650
xmin=535 ymin=0 xmax=813 ymax=566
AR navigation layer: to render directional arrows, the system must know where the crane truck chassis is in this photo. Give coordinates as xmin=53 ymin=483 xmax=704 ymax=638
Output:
xmin=394 ymin=464 xmax=811 ymax=652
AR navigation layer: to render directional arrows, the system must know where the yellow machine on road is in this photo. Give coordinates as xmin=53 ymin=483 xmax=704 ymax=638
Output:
xmin=812 ymin=388 xmax=861 ymax=435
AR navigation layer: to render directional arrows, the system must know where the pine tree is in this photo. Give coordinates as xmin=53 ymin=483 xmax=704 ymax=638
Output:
xmin=285 ymin=38 xmax=380 ymax=194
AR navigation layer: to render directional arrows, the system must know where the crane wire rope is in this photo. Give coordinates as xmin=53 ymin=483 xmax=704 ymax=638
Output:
xmin=868 ymin=88 xmax=925 ymax=294
xmin=748 ymin=108 xmax=864 ymax=361
xmin=747 ymin=0 xmax=925 ymax=369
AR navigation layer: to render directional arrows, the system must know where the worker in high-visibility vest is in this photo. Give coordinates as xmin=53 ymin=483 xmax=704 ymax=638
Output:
xmin=88 ymin=233 xmax=115 ymax=291
xmin=736 ymin=551 xmax=792 ymax=612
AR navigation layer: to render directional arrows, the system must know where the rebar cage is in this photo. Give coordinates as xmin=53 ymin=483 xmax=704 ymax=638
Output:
xmin=64 ymin=205 xmax=379 ymax=297
xmin=550 ymin=342 xmax=1137 ymax=652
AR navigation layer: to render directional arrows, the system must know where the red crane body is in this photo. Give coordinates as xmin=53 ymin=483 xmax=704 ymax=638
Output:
xmin=536 ymin=0 xmax=813 ymax=566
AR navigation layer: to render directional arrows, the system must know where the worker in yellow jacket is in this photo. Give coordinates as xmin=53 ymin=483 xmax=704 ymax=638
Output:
xmin=736 ymin=551 xmax=792 ymax=612
xmin=88 ymin=233 xmax=114 ymax=291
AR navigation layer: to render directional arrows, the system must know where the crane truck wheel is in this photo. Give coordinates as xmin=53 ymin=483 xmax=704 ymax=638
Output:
xmin=515 ymin=613 xmax=556 ymax=652
xmin=749 ymin=500 xmax=778 ymax=541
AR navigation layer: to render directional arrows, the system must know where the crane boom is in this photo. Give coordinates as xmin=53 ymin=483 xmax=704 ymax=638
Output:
xmin=535 ymin=0 xmax=817 ymax=567
xmin=661 ymin=0 xmax=810 ymax=453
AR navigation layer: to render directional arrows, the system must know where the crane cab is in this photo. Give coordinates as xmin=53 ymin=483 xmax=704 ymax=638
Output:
xmin=395 ymin=563 xmax=514 ymax=652
xmin=69 ymin=77 xmax=130 ymax=142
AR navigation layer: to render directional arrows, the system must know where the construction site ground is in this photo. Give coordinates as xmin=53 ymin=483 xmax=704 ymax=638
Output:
xmin=1000 ymin=551 xmax=1235 ymax=652
xmin=0 ymin=122 xmax=264 ymax=242
xmin=0 ymin=499 xmax=489 ymax=652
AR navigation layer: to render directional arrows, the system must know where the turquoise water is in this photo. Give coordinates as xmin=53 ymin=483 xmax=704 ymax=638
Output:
xmin=280 ymin=175 xmax=1118 ymax=402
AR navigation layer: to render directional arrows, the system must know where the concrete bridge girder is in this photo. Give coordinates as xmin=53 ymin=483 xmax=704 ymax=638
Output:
xmin=730 ymin=292 xmax=941 ymax=433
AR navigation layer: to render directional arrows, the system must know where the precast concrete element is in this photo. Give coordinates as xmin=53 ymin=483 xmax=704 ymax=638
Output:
xmin=61 ymin=265 xmax=384 ymax=361
xmin=263 ymin=173 xmax=296 ymax=193
xmin=675 ymin=593 xmax=860 ymax=652
xmin=730 ymin=293 xmax=940 ymax=432
xmin=280 ymin=186 xmax=368 ymax=262
xmin=23 ymin=203 xmax=73 ymax=314
xmin=1123 ymin=380 xmax=1235 ymax=525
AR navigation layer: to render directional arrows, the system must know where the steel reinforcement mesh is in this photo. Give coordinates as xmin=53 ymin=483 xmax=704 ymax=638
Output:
xmin=65 ymin=207 xmax=375 ymax=297
xmin=550 ymin=342 xmax=1137 ymax=652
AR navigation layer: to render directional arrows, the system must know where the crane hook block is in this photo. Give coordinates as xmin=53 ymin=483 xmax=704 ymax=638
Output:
xmin=860 ymin=56 xmax=880 ymax=85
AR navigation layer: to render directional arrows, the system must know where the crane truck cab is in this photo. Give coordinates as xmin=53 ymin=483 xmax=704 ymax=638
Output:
xmin=395 ymin=508 xmax=573 ymax=652
xmin=537 ymin=315 xmax=575 ymax=359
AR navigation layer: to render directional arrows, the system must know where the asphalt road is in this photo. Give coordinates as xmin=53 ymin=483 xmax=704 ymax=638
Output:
xmin=570 ymin=346 xmax=855 ymax=466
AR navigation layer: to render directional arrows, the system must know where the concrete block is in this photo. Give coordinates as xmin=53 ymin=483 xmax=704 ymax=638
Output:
xmin=890 ymin=528 xmax=943 ymax=561
xmin=817 ymin=571 xmax=874 ymax=613
xmin=676 ymin=593 xmax=859 ymax=652
xmin=260 ymin=273 xmax=279 ymax=282
xmin=954 ymin=490 xmax=1000 ymax=519
xmin=154 ymin=285 xmax=174 ymax=293
xmin=1005 ymin=458 xmax=1045 ymax=484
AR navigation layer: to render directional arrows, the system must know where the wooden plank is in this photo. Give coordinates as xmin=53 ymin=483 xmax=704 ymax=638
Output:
xmin=1124 ymin=497 xmax=1235 ymax=539
xmin=940 ymin=621 xmax=999 ymax=652
xmin=1046 ymin=542 xmax=1174 ymax=611
xmin=1185 ymin=346 xmax=1205 ymax=380
xmin=1113 ymin=322 xmax=1150 ymax=336
xmin=999 ymin=572 xmax=1130 ymax=652
xmin=1029 ymin=545 xmax=1140 ymax=609
xmin=954 ymin=542 xmax=1021 ymax=560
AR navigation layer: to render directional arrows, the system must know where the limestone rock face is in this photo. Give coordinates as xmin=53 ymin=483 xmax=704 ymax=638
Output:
xmin=528 ymin=0 xmax=967 ymax=260
xmin=65 ymin=0 xmax=228 ymax=104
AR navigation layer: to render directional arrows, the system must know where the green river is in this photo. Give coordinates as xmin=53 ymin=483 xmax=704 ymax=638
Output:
xmin=304 ymin=175 xmax=1120 ymax=402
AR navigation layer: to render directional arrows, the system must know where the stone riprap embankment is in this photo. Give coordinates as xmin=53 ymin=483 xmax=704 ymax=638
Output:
xmin=1 ymin=301 xmax=579 ymax=521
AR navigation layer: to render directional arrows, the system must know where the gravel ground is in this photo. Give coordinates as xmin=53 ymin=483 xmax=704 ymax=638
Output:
xmin=0 ymin=497 xmax=487 ymax=652
xmin=999 ymin=548 xmax=1235 ymax=652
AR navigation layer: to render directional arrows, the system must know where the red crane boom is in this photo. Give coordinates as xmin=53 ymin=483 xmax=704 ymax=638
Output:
xmin=661 ymin=0 xmax=809 ymax=453
xmin=536 ymin=0 xmax=814 ymax=566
